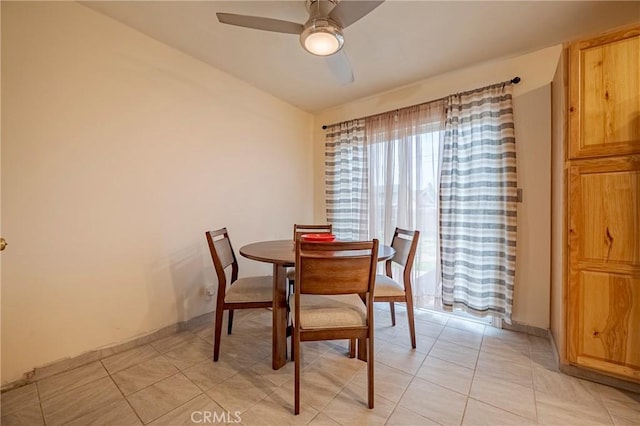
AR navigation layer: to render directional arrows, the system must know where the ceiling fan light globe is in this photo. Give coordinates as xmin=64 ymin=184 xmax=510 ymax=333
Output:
xmin=300 ymin=19 xmax=344 ymax=56
xmin=304 ymin=31 xmax=342 ymax=55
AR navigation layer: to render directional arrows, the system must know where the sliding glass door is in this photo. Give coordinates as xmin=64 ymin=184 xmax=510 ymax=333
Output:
xmin=367 ymin=129 xmax=441 ymax=310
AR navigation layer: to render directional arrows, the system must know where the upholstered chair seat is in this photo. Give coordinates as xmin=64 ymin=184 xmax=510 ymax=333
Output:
xmin=224 ymin=276 xmax=273 ymax=303
xmin=373 ymin=274 xmax=405 ymax=297
xmin=292 ymin=294 xmax=367 ymax=329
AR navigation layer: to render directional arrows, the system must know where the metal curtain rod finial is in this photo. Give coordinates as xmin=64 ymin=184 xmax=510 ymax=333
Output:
xmin=511 ymin=76 xmax=521 ymax=84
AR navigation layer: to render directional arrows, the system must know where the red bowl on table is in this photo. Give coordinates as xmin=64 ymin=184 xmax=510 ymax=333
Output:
xmin=300 ymin=233 xmax=336 ymax=242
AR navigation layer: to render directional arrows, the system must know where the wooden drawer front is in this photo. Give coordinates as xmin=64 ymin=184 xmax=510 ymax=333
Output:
xmin=569 ymin=28 xmax=640 ymax=159
xmin=575 ymin=271 xmax=640 ymax=380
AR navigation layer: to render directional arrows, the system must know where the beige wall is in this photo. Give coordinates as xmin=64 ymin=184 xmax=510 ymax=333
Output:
xmin=550 ymin=50 xmax=567 ymax=358
xmin=511 ymin=85 xmax=552 ymax=329
xmin=1 ymin=2 xmax=313 ymax=384
xmin=313 ymin=47 xmax=561 ymax=329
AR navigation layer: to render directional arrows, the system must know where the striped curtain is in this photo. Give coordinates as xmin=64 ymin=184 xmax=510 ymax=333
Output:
xmin=439 ymin=83 xmax=517 ymax=322
xmin=325 ymin=119 xmax=368 ymax=240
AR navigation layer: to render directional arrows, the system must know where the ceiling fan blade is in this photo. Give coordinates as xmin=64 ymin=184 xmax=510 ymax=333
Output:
xmin=326 ymin=49 xmax=354 ymax=85
xmin=216 ymin=13 xmax=304 ymax=35
xmin=329 ymin=0 xmax=385 ymax=28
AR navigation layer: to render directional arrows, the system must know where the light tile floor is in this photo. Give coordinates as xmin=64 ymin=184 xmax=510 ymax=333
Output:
xmin=1 ymin=306 xmax=639 ymax=425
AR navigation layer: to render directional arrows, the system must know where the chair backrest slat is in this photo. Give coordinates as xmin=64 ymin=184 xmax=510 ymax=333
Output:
xmin=205 ymin=228 xmax=238 ymax=290
xmin=390 ymin=228 xmax=420 ymax=268
xmin=296 ymin=240 xmax=378 ymax=296
xmin=293 ymin=224 xmax=333 ymax=241
xmin=213 ymin=237 xmax=235 ymax=269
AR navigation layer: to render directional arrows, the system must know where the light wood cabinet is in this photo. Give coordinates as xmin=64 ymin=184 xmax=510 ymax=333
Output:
xmin=568 ymin=27 xmax=640 ymax=159
xmin=566 ymin=25 xmax=640 ymax=384
xmin=567 ymin=157 xmax=640 ymax=381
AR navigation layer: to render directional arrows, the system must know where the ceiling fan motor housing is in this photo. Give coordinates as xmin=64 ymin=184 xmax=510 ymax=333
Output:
xmin=305 ymin=0 xmax=339 ymax=18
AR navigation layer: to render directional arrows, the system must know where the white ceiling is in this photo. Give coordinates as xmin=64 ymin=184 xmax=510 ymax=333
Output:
xmin=82 ymin=1 xmax=640 ymax=113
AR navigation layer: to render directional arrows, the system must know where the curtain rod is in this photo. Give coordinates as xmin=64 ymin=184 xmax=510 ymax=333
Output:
xmin=321 ymin=76 xmax=521 ymax=130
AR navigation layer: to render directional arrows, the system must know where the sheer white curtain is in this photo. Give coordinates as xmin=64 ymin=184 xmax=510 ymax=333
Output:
xmin=365 ymin=101 xmax=445 ymax=307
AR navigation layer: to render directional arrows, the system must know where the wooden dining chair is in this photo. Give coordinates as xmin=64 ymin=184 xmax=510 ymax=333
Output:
xmin=293 ymin=239 xmax=378 ymax=414
xmin=286 ymin=224 xmax=333 ymax=285
xmin=374 ymin=228 xmax=420 ymax=348
xmin=206 ymin=228 xmax=273 ymax=361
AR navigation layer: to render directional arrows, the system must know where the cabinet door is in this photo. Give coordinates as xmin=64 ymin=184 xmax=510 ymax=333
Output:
xmin=567 ymin=157 xmax=640 ymax=381
xmin=568 ymin=27 xmax=640 ymax=159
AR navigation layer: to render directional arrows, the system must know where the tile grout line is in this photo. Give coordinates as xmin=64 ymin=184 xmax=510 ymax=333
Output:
xmin=152 ymin=392 xmax=208 ymax=425
xmin=302 ymin=343 xmax=368 ymax=422
xmin=299 ymin=316 xmax=413 ymax=425
xmin=382 ymin=315 xmax=449 ymax=425
xmin=373 ymin=313 xmax=425 ymax=425
xmin=131 ymin=334 xmax=270 ymax=424
xmin=34 ymin=380 xmax=47 ymax=426
xmin=593 ymin=379 xmax=618 ymax=426
xmin=466 ymin=328 xmax=544 ymax=424
xmin=100 ymin=331 xmax=216 ymax=425
xmin=202 ymin=310 xmax=289 ymax=417
xmin=458 ymin=322 xmax=485 ymax=426
xmin=36 ymin=361 xmax=136 ymax=426
xmin=292 ymin=315 xmax=389 ymax=421
xmin=528 ymin=335 xmax=541 ymax=425
xmin=100 ymin=358 xmax=146 ymax=426
xmin=135 ymin=371 xmax=201 ymax=425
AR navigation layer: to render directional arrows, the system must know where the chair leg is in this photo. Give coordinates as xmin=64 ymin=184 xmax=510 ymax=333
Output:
xmin=288 ymin=318 xmax=294 ymax=360
xmin=368 ymin=334 xmax=375 ymax=409
xmin=294 ymin=327 xmax=300 ymax=415
xmin=213 ymin=308 xmax=224 ymax=362
xmin=389 ymin=302 xmax=396 ymax=326
xmin=357 ymin=338 xmax=367 ymax=362
xmin=227 ymin=309 xmax=234 ymax=335
xmin=406 ymin=298 xmax=417 ymax=349
xmin=286 ymin=294 xmax=294 ymax=361
xmin=290 ymin=336 xmax=295 ymax=361
xmin=349 ymin=339 xmax=356 ymax=358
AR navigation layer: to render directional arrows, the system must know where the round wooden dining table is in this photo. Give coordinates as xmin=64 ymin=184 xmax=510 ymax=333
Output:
xmin=240 ymin=239 xmax=395 ymax=370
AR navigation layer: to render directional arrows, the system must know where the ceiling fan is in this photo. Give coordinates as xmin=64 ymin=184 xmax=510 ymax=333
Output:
xmin=216 ymin=0 xmax=384 ymax=84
